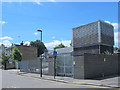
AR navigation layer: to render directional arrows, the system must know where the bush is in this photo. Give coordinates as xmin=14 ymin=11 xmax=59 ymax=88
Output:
xmin=104 ymin=50 xmax=112 ymax=55
xmin=0 ymin=53 xmax=10 ymax=65
xmin=12 ymin=47 xmax=22 ymax=62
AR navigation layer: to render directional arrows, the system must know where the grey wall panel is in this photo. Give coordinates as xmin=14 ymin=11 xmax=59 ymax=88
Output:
xmin=73 ymin=21 xmax=98 ymax=47
xmin=84 ymin=54 xmax=118 ymax=79
xmin=73 ymin=54 xmax=119 ymax=79
xmin=74 ymin=56 xmax=84 ymax=79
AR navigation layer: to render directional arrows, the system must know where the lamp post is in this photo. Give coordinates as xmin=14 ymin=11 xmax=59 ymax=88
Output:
xmin=37 ymin=30 xmax=42 ymax=77
xmin=37 ymin=30 xmax=42 ymax=42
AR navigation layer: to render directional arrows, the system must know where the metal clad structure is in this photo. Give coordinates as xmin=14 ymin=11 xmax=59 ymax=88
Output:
xmin=73 ymin=21 xmax=98 ymax=47
xmin=100 ymin=21 xmax=114 ymax=46
xmin=72 ymin=20 xmax=114 ymax=54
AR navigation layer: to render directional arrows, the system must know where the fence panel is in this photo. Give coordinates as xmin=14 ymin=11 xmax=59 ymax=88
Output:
xmin=20 ymin=59 xmax=49 ymax=75
xmin=56 ymin=53 xmax=74 ymax=77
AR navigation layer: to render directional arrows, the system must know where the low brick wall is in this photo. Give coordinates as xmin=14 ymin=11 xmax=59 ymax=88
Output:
xmin=6 ymin=61 xmax=15 ymax=69
xmin=74 ymin=53 xmax=119 ymax=79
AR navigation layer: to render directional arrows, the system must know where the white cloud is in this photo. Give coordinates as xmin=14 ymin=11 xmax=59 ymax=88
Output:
xmin=45 ymin=40 xmax=71 ymax=50
xmin=114 ymin=32 xmax=120 ymax=47
xmin=0 ymin=21 xmax=7 ymax=24
xmin=34 ymin=32 xmax=38 ymax=35
xmin=0 ymin=36 xmax=13 ymax=40
xmin=52 ymin=36 xmax=55 ymax=39
xmin=34 ymin=0 xmax=41 ymax=5
xmin=0 ymin=40 xmax=12 ymax=47
xmin=24 ymin=41 xmax=30 ymax=45
xmin=105 ymin=21 xmax=119 ymax=30
xmin=112 ymin=23 xmax=119 ymax=30
xmin=49 ymin=0 xmax=56 ymax=2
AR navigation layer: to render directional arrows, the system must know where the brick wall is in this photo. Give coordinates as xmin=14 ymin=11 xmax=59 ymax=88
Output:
xmin=16 ymin=45 xmax=37 ymax=60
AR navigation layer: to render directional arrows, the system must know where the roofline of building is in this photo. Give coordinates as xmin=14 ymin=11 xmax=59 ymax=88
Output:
xmin=72 ymin=19 xmax=114 ymax=30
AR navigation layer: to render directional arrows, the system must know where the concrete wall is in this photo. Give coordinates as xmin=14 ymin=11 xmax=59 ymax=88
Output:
xmin=74 ymin=53 xmax=119 ymax=79
xmin=84 ymin=53 xmax=118 ymax=79
xmin=74 ymin=55 xmax=84 ymax=79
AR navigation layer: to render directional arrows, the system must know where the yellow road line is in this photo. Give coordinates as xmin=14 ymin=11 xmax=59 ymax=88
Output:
xmin=17 ymin=74 xmax=111 ymax=88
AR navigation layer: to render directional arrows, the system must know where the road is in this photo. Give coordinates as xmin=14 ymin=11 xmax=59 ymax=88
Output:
xmin=1 ymin=70 xmax=109 ymax=88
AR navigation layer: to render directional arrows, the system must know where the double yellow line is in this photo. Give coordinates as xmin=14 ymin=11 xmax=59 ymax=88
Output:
xmin=17 ymin=74 xmax=111 ymax=88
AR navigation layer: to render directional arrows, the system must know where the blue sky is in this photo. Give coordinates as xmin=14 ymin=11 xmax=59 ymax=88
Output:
xmin=1 ymin=2 xmax=119 ymax=49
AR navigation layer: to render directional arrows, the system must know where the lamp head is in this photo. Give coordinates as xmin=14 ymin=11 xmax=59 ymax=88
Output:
xmin=37 ymin=30 xmax=42 ymax=32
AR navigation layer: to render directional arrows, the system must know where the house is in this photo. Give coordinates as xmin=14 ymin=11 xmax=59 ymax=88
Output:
xmin=0 ymin=44 xmax=6 ymax=55
xmin=5 ymin=42 xmax=37 ymax=60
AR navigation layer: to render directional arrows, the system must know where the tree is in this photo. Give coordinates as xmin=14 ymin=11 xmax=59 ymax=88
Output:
xmin=118 ymin=48 xmax=120 ymax=52
xmin=54 ymin=43 xmax=67 ymax=49
xmin=70 ymin=41 xmax=72 ymax=46
xmin=114 ymin=47 xmax=118 ymax=51
xmin=1 ymin=53 xmax=10 ymax=65
xmin=12 ymin=47 xmax=22 ymax=62
xmin=30 ymin=40 xmax=47 ymax=57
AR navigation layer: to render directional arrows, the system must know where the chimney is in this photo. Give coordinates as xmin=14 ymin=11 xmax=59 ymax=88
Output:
xmin=21 ymin=41 xmax=24 ymax=46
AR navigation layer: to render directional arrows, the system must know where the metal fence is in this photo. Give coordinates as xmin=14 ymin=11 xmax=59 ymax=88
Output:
xmin=56 ymin=53 xmax=74 ymax=77
xmin=20 ymin=53 xmax=74 ymax=77
xmin=20 ymin=59 xmax=49 ymax=75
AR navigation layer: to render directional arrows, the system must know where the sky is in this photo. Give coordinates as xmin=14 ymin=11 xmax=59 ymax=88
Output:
xmin=0 ymin=2 xmax=119 ymax=50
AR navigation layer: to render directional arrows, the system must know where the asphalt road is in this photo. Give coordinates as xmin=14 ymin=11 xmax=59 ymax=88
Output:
xmin=1 ymin=70 xmax=108 ymax=88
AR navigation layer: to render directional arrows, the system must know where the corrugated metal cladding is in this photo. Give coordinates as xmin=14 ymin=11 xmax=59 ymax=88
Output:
xmin=72 ymin=20 xmax=114 ymax=54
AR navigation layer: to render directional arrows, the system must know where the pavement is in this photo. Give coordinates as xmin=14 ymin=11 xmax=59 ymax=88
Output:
xmin=2 ymin=69 xmax=111 ymax=88
xmin=8 ymin=69 xmax=120 ymax=88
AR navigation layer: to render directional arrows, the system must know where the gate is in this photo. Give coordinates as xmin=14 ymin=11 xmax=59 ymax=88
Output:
xmin=56 ymin=53 xmax=74 ymax=77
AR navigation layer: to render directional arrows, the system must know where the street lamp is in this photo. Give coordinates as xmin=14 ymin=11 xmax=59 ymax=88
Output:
xmin=37 ymin=30 xmax=42 ymax=77
xmin=37 ymin=30 xmax=42 ymax=42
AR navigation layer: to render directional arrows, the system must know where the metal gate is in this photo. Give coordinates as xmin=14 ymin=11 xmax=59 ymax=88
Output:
xmin=56 ymin=53 xmax=74 ymax=77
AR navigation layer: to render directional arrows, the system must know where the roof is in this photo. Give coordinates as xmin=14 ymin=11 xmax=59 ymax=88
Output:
xmin=56 ymin=47 xmax=73 ymax=54
xmin=48 ymin=47 xmax=73 ymax=55
xmin=72 ymin=20 xmax=113 ymax=30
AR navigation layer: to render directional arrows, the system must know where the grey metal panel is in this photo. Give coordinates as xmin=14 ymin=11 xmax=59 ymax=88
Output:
xmin=73 ymin=21 xmax=98 ymax=47
xmin=98 ymin=20 xmax=101 ymax=43
xmin=100 ymin=21 xmax=114 ymax=46
xmin=73 ymin=20 xmax=114 ymax=47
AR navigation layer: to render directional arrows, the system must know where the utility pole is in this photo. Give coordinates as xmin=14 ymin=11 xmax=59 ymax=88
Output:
xmin=53 ymin=49 xmax=57 ymax=79
xmin=37 ymin=30 xmax=42 ymax=77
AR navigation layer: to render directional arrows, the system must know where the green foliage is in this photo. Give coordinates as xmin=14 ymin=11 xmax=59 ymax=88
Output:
xmin=118 ymin=48 xmax=120 ymax=52
xmin=70 ymin=41 xmax=72 ymax=46
xmin=12 ymin=47 xmax=22 ymax=62
xmin=104 ymin=50 xmax=112 ymax=55
xmin=37 ymin=57 xmax=40 ymax=60
xmin=24 ymin=44 xmax=28 ymax=46
xmin=54 ymin=43 xmax=67 ymax=49
xmin=30 ymin=40 xmax=47 ymax=57
xmin=0 ymin=53 xmax=10 ymax=65
xmin=114 ymin=47 xmax=119 ymax=52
